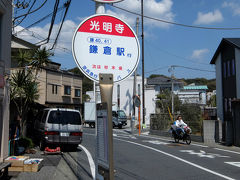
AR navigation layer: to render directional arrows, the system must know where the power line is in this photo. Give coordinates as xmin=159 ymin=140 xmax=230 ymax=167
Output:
xmin=14 ymin=0 xmax=37 ymax=27
xmin=13 ymin=0 xmax=48 ymax=20
xmin=145 ymin=66 xmax=169 ymax=74
xmin=145 ymin=39 xmax=210 ymax=66
xmin=111 ymin=4 xmax=240 ymax=30
xmin=36 ymin=0 xmax=60 ymax=45
xmin=50 ymin=0 xmax=71 ymax=50
xmin=172 ymin=65 xmax=215 ymax=73
xmin=14 ymin=5 xmax=66 ymax=35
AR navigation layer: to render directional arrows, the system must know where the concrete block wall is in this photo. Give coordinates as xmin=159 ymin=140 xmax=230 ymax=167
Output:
xmin=203 ymin=120 xmax=216 ymax=144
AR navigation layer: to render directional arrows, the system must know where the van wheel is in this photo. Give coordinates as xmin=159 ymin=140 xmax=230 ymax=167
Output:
xmin=40 ymin=140 xmax=46 ymax=151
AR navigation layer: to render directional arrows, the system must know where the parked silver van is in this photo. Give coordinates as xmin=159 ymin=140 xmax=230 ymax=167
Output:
xmin=34 ymin=108 xmax=83 ymax=150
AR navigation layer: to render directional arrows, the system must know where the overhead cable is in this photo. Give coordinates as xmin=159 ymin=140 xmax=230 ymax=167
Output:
xmin=50 ymin=0 xmax=71 ymax=50
xmin=171 ymin=65 xmax=215 ymax=72
xmin=36 ymin=0 xmax=60 ymax=45
xmin=14 ymin=0 xmax=48 ymax=20
xmin=111 ymin=4 xmax=240 ymax=30
xmin=14 ymin=0 xmax=37 ymax=27
xmin=14 ymin=5 xmax=66 ymax=35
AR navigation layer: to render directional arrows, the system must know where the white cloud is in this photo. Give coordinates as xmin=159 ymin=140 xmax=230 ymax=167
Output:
xmin=111 ymin=0 xmax=175 ymax=29
xmin=191 ymin=49 xmax=209 ymax=60
xmin=14 ymin=19 xmax=79 ymax=54
xmin=222 ymin=1 xmax=240 ymax=16
xmin=14 ymin=0 xmax=175 ymax=55
xmin=194 ymin=10 xmax=223 ymax=25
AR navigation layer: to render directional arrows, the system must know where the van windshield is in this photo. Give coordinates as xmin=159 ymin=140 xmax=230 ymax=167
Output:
xmin=118 ymin=110 xmax=126 ymax=118
xmin=48 ymin=111 xmax=81 ymax=125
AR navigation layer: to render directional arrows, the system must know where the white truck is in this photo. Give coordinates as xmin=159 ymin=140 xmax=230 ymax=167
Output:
xmin=84 ymin=102 xmax=96 ymax=128
xmin=84 ymin=102 xmax=127 ymax=129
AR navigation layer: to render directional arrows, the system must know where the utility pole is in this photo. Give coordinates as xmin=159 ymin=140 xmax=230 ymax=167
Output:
xmin=132 ymin=18 xmax=139 ymax=118
xmin=169 ymin=66 xmax=175 ymax=119
xmin=132 ymin=17 xmax=139 ymax=133
xmin=141 ymin=0 xmax=145 ymax=125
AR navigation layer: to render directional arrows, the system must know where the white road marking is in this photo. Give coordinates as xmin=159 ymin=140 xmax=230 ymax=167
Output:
xmin=214 ymin=148 xmax=240 ymax=155
xmin=113 ymin=133 xmax=136 ymax=139
xmin=113 ymin=129 xmax=129 ymax=134
xmin=142 ymin=140 xmax=169 ymax=145
xmin=225 ymin=162 xmax=240 ymax=168
xmin=115 ymin=138 xmax=235 ymax=180
xmin=140 ymin=134 xmax=208 ymax=148
xmin=141 ymin=131 xmax=150 ymax=135
xmin=78 ymin=144 xmax=96 ymax=180
xmin=180 ymin=150 xmax=230 ymax=158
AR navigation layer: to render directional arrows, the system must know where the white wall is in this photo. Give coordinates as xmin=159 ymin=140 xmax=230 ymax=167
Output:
xmin=215 ymin=53 xmax=224 ymax=122
xmin=235 ymin=48 xmax=240 ymax=99
xmin=87 ymin=76 xmax=156 ymax=125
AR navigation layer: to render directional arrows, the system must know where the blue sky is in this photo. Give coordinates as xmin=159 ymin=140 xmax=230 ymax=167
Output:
xmin=14 ymin=0 xmax=240 ymax=79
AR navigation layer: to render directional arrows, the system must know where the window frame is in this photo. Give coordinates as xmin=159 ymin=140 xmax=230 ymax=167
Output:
xmin=232 ymin=59 xmax=235 ymax=76
xmin=75 ymin=89 xmax=81 ymax=97
xmin=64 ymin=85 xmax=71 ymax=95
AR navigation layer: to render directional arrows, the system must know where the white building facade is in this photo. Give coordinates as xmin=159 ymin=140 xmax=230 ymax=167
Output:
xmin=87 ymin=76 xmax=156 ymax=125
xmin=176 ymin=84 xmax=208 ymax=105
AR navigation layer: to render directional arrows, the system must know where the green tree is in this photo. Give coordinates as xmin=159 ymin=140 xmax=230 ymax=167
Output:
xmin=10 ymin=69 xmax=39 ymax=137
xmin=156 ymin=90 xmax=181 ymax=115
xmin=208 ymin=94 xmax=216 ymax=107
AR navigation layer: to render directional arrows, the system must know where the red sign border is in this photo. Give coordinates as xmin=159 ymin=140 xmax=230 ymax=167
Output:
xmin=72 ymin=14 xmax=140 ymax=83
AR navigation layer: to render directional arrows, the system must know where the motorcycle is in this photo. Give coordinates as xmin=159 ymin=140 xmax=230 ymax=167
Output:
xmin=171 ymin=125 xmax=192 ymax=145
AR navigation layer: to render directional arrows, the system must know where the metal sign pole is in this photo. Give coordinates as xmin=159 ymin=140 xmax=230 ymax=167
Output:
xmin=95 ymin=3 xmax=105 ymax=180
xmin=99 ymin=74 xmax=114 ymax=180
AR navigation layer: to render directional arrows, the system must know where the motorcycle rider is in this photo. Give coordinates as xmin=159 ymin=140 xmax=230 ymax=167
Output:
xmin=174 ymin=115 xmax=187 ymax=137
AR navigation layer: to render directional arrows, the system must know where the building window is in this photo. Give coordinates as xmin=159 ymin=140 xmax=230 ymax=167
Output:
xmin=52 ymin=85 xmax=54 ymax=94
xmin=224 ymin=98 xmax=228 ymax=113
xmin=232 ymin=59 xmax=235 ymax=76
xmin=75 ymin=89 xmax=81 ymax=97
xmin=227 ymin=60 xmax=231 ymax=77
xmin=223 ymin=62 xmax=226 ymax=78
xmin=64 ymin=86 xmax=71 ymax=95
xmin=52 ymin=85 xmax=58 ymax=94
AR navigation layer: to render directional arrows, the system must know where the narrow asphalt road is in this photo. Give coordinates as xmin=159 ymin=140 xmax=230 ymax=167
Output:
xmin=69 ymin=127 xmax=240 ymax=180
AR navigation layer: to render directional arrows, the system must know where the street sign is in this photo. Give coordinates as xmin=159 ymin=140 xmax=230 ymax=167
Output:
xmin=72 ymin=14 xmax=140 ymax=83
xmin=133 ymin=95 xmax=141 ymax=108
xmin=93 ymin=0 xmax=124 ymax=3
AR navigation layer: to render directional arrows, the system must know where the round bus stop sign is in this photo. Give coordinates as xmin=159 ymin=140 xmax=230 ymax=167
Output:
xmin=72 ymin=14 xmax=140 ymax=83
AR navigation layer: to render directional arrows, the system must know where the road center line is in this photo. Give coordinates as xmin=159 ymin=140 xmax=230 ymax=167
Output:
xmin=78 ymin=144 xmax=96 ymax=180
xmin=115 ymin=138 xmax=235 ymax=180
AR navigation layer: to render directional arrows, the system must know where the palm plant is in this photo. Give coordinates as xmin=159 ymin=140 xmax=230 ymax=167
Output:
xmin=30 ymin=47 xmax=53 ymax=70
xmin=10 ymin=69 xmax=39 ymax=137
xmin=13 ymin=49 xmax=32 ymax=67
